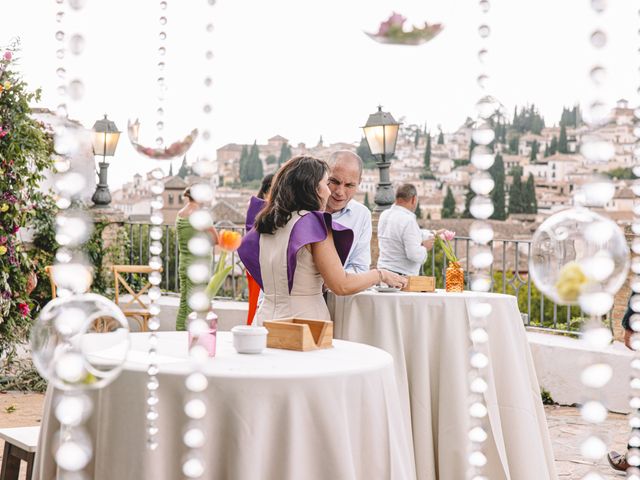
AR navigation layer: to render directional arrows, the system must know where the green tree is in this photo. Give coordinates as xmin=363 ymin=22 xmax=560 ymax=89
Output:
xmin=547 ymin=136 xmax=558 ymax=156
xmin=508 ymin=169 xmax=524 ymax=215
xmin=558 ymin=125 xmax=568 ymax=154
xmin=529 ymin=140 xmax=539 ymax=162
xmin=423 ymin=133 xmax=432 ymax=176
xmin=363 ymin=192 xmax=371 ymax=211
xmin=489 ymin=152 xmax=506 ymax=220
xmin=605 ymin=167 xmax=635 ymax=179
xmin=177 ymin=155 xmax=190 ymax=178
xmin=356 ymin=137 xmax=376 ymax=168
xmin=238 ymin=145 xmax=249 ymax=182
xmin=415 ymin=201 xmax=423 ymax=219
xmin=441 ymin=186 xmax=457 ymax=218
xmin=461 ymin=188 xmax=475 ymax=218
xmin=247 ymin=141 xmax=263 ymax=182
xmin=437 ymin=130 xmax=444 ymax=145
xmin=265 ymin=154 xmax=277 ymax=165
xmin=523 ymin=173 xmax=538 ymax=213
xmin=508 ymin=134 xmax=520 ymax=154
xmin=277 ymin=142 xmax=292 ymax=166
xmin=414 ymin=129 xmax=420 ymax=148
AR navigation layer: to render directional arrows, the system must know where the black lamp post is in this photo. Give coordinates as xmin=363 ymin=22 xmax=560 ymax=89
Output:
xmin=91 ymin=114 xmax=121 ymax=207
xmin=361 ymin=105 xmax=401 ymax=211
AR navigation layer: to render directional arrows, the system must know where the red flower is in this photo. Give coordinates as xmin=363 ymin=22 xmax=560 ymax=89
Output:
xmin=18 ymin=302 xmax=29 ymax=317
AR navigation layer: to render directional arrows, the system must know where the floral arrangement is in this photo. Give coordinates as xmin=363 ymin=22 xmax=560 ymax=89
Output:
xmin=205 ymin=230 xmax=242 ymax=298
xmin=436 ymin=230 xmax=458 ymax=264
xmin=366 ymin=12 xmax=444 ymax=46
xmin=0 ymin=40 xmax=56 ymax=357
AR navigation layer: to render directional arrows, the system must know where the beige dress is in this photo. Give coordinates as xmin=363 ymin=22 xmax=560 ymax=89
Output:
xmin=255 ymin=211 xmax=330 ymax=324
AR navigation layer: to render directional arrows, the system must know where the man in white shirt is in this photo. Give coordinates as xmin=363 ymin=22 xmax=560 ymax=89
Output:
xmin=377 ymin=184 xmax=434 ymax=276
xmin=325 ymin=150 xmax=372 ymax=273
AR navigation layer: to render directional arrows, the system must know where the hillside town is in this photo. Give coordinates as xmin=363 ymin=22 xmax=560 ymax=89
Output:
xmin=111 ymin=99 xmax=636 ymax=239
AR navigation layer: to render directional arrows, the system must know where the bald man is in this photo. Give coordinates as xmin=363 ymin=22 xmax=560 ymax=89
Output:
xmin=325 ymin=150 xmax=372 ymax=273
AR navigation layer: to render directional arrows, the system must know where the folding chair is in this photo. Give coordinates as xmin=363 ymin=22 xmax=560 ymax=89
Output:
xmin=112 ymin=265 xmax=161 ymax=332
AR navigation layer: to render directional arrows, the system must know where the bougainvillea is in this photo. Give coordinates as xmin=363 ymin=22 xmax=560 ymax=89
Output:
xmin=0 ymin=40 xmax=55 ymax=357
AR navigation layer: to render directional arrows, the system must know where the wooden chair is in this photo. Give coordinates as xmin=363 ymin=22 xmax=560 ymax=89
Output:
xmin=44 ymin=265 xmax=57 ymax=299
xmin=0 ymin=426 xmax=39 ymax=480
xmin=112 ymin=265 xmax=161 ymax=332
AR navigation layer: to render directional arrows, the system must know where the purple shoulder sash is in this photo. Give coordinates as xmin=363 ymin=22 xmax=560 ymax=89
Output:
xmin=237 ymin=197 xmax=354 ymax=293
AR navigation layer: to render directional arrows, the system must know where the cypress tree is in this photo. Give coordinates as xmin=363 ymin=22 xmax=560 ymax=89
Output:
xmin=178 ymin=155 xmax=190 ymax=178
xmin=508 ymin=169 xmax=524 ymax=215
xmin=277 ymin=142 xmax=292 ymax=166
xmin=248 ymin=141 xmax=263 ymax=181
xmin=549 ymin=136 xmax=558 ymax=156
xmin=437 ymin=130 xmax=444 ymax=145
xmin=489 ymin=152 xmax=506 ymax=220
xmin=462 ymin=188 xmax=476 ymax=218
xmin=169 ymin=162 xmax=174 ymax=177
xmin=558 ymin=125 xmax=568 ymax=154
xmin=423 ymin=134 xmax=432 ymax=172
xmin=508 ymin=135 xmax=519 ymax=154
xmin=524 ymin=173 xmax=538 ymax=213
xmin=239 ymin=145 xmax=249 ymax=182
xmin=441 ymin=186 xmax=457 ymax=219
xmin=363 ymin=192 xmax=371 ymax=211
xmin=414 ymin=129 xmax=420 ymax=148
xmin=415 ymin=201 xmax=423 ymax=219
xmin=529 ymin=140 xmax=539 ymax=162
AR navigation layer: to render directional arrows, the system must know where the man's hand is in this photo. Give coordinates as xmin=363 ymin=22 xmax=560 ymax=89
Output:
xmin=422 ymin=238 xmax=434 ymax=250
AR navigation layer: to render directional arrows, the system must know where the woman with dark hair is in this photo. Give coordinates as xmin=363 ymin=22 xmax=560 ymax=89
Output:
xmin=175 ymin=185 xmax=219 ymax=330
xmin=238 ymin=155 xmax=406 ymax=324
xmin=257 ymin=173 xmax=274 ymax=200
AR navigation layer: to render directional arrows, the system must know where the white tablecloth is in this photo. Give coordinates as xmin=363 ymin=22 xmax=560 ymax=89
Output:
xmin=34 ymin=332 xmax=415 ymax=480
xmin=328 ymin=290 xmax=557 ymax=480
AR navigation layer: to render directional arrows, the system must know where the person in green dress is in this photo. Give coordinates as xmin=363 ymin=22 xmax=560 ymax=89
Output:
xmin=176 ymin=186 xmax=219 ymax=330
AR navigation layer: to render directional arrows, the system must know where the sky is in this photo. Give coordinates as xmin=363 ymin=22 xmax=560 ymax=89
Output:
xmin=2 ymin=0 xmax=638 ymax=189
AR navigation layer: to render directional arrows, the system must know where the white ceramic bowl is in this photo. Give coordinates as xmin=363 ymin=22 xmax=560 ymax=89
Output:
xmin=231 ymin=325 xmax=268 ymax=354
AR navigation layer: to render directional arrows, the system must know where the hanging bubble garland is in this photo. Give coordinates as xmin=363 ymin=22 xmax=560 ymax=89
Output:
xmin=465 ymin=1 xmax=498 ymax=478
xmin=30 ymin=2 xmax=132 ymax=478
xmin=182 ymin=2 xmax=219 ymax=477
xmin=527 ymin=1 xmax=630 ymax=477
xmin=625 ymin=7 xmax=640 ymax=477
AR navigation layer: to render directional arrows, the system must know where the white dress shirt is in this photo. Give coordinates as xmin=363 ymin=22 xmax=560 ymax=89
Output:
xmin=377 ymin=204 xmax=427 ymax=276
xmin=331 ymin=199 xmax=372 ymax=273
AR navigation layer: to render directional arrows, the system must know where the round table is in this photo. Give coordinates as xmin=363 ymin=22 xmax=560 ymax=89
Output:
xmin=328 ymin=289 xmax=558 ymax=480
xmin=34 ymin=332 xmax=415 ymax=480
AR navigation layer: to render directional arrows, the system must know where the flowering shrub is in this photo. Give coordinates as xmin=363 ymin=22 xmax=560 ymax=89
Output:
xmin=0 ymin=40 xmax=55 ymax=357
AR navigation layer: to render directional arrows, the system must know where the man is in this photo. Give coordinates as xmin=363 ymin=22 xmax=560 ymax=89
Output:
xmin=377 ymin=183 xmax=434 ymax=276
xmin=325 ymin=150 xmax=372 ymax=273
xmin=608 ymin=297 xmax=636 ymax=472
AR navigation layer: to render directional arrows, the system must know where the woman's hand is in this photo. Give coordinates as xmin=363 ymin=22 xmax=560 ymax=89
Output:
xmin=380 ymin=269 xmax=408 ymax=289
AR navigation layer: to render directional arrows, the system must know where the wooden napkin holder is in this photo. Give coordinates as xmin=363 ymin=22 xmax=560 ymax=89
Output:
xmin=263 ymin=318 xmax=333 ymax=352
xmin=402 ymin=276 xmax=435 ymax=292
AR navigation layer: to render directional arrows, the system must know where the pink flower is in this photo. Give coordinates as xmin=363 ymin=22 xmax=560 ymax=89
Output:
xmin=12 ymin=226 xmax=19 ymax=234
xmin=0 ymin=129 xmax=7 ymax=138
xmin=18 ymin=302 xmax=29 ymax=317
xmin=0 ymin=236 xmax=6 ymax=245
xmin=4 ymin=51 xmax=12 ymax=61
xmin=440 ymin=230 xmax=456 ymax=241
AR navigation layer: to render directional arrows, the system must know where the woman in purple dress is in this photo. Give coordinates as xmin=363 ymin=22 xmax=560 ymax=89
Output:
xmin=238 ymin=155 xmax=406 ymax=324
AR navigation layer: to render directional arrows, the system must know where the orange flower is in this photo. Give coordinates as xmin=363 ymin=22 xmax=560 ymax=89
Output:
xmin=219 ymin=229 xmax=242 ymax=252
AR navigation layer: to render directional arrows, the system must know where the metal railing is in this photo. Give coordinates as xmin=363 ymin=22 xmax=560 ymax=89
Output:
xmin=124 ymin=224 xmax=603 ymax=335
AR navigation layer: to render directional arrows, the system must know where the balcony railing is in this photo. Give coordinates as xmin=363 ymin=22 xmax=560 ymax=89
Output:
xmin=124 ymin=223 xmax=607 ymax=336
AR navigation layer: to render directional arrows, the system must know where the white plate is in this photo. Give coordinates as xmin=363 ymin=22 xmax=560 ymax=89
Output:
xmin=373 ymin=286 xmax=402 ymax=293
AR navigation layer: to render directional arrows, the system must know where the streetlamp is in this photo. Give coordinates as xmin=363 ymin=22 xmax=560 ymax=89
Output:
xmin=90 ymin=114 xmax=121 ymax=207
xmin=361 ymin=105 xmax=401 ymax=211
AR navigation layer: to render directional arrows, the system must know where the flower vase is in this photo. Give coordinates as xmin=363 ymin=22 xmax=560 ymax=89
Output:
xmin=445 ymin=262 xmax=464 ymax=293
xmin=188 ymin=309 xmax=218 ymax=357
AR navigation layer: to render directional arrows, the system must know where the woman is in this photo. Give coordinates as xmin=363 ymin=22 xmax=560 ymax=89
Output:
xmin=257 ymin=173 xmax=274 ymax=200
xmin=238 ymin=155 xmax=406 ymax=324
xmin=176 ymin=186 xmax=219 ymax=330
